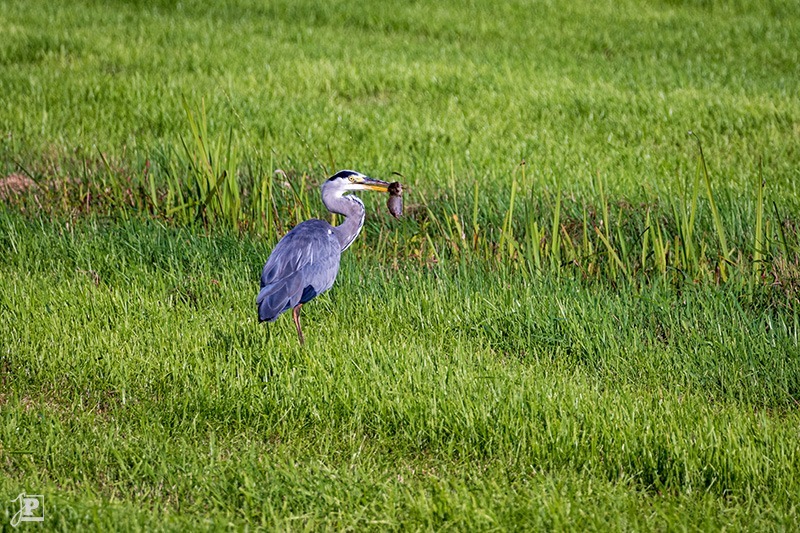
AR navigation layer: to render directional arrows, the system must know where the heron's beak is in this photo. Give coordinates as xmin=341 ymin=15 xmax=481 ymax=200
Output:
xmin=356 ymin=177 xmax=390 ymax=193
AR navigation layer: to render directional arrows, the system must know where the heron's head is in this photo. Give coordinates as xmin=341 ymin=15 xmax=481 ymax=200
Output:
xmin=324 ymin=170 xmax=390 ymax=195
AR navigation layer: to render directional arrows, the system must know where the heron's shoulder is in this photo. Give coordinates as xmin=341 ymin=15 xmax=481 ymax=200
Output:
xmin=277 ymin=219 xmax=339 ymax=248
xmin=262 ymin=218 xmax=341 ymax=285
xmin=283 ymin=219 xmax=336 ymax=240
xmin=291 ymin=219 xmax=333 ymax=232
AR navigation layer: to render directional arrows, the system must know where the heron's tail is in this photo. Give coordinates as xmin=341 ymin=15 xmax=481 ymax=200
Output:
xmin=256 ymin=282 xmax=295 ymax=323
xmin=257 ymin=286 xmax=278 ymax=322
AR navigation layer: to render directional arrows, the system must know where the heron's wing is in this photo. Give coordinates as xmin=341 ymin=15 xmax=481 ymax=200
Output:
xmin=257 ymin=220 xmax=341 ymax=322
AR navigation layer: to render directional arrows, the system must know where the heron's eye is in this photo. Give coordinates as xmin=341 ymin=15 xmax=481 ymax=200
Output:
xmin=348 ymin=176 xmax=356 ymax=183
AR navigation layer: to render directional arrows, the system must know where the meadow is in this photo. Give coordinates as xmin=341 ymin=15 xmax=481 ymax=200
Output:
xmin=2 ymin=0 xmax=800 ymax=529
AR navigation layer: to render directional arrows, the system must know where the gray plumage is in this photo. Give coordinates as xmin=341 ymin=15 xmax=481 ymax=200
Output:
xmin=256 ymin=170 xmax=391 ymax=344
xmin=256 ymin=219 xmax=341 ymax=321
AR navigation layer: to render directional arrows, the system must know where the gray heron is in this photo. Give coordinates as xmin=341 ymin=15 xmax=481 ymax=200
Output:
xmin=257 ymin=170 xmax=391 ymax=344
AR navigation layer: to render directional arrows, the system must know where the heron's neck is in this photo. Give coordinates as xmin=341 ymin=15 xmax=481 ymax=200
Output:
xmin=323 ymin=193 xmax=365 ymax=252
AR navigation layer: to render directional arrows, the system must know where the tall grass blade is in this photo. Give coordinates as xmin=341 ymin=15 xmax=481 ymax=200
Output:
xmin=772 ymin=201 xmax=791 ymax=259
xmin=471 ymin=180 xmax=480 ymax=252
xmin=499 ymin=170 xmax=518 ymax=259
xmin=754 ymin=161 xmax=765 ymax=281
xmin=690 ymin=132 xmax=730 ymax=280
xmin=642 ymin=209 xmax=651 ymax=273
xmin=596 ymin=226 xmax=628 ymax=278
xmin=550 ymin=189 xmax=561 ymax=269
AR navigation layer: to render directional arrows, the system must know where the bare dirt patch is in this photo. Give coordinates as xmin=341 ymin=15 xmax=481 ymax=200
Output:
xmin=0 ymin=173 xmax=38 ymax=201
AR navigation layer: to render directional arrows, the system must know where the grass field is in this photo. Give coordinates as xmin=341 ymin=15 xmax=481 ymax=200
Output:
xmin=2 ymin=0 xmax=800 ymax=530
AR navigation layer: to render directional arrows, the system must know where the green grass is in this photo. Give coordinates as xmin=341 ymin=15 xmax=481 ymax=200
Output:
xmin=2 ymin=213 xmax=799 ymax=529
xmin=2 ymin=0 xmax=800 ymax=529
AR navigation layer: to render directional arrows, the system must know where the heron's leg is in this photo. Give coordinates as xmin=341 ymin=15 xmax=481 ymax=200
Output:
xmin=292 ymin=303 xmax=305 ymax=345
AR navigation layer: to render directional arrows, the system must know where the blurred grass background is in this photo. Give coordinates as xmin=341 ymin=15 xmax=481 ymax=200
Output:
xmin=1 ymin=0 xmax=798 ymax=198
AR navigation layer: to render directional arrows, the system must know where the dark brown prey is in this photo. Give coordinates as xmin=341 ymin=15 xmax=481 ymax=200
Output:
xmin=387 ymin=181 xmax=403 ymax=218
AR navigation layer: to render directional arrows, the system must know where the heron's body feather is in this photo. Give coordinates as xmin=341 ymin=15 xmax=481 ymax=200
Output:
xmin=257 ymin=219 xmax=341 ymax=322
